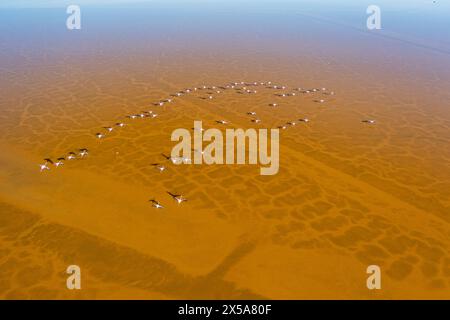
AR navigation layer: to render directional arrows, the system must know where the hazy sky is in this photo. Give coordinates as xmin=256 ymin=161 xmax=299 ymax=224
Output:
xmin=0 ymin=0 xmax=448 ymax=9
xmin=0 ymin=0 xmax=156 ymax=8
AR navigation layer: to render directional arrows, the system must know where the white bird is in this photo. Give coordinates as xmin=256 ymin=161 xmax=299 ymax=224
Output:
xmin=55 ymin=157 xmax=65 ymax=167
xmin=362 ymin=119 xmax=376 ymax=124
xmin=299 ymin=118 xmax=310 ymax=123
xmin=96 ymin=132 xmax=105 ymax=139
xmin=216 ymin=120 xmax=228 ymax=125
xmin=151 ymin=163 xmax=166 ymax=172
xmin=149 ymin=199 xmax=164 ymax=209
xmin=269 ymin=103 xmax=278 ymax=107
xmin=161 ymin=153 xmax=185 ymax=165
xmin=171 ymin=157 xmax=183 ymax=164
xmin=251 ymin=119 xmax=261 ymax=123
xmin=116 ymin=122 xmax=125 ymax=127
xmin=67 ymin=152 xmax=76 ymax=160
xmin=104 ymin=127 xmax=113 ymax=132
xmin=39 ymin=163 xmax=50 ymax=172
xmin=167 ymin=192 xmax=188 ymax=204
xmin=79 ymin=149 xmax=89 ymax=157
xmin=39 ymin=159 xmax=52 ymax=172
xmin=247 ymin=112 xmax=257 ymax=115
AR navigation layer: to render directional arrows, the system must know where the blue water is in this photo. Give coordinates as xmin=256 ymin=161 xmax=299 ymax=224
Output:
xmin=1 ymin=1 xmax=449 ymax=43
xmin=1 ymin=0 xmax=449 ymax=70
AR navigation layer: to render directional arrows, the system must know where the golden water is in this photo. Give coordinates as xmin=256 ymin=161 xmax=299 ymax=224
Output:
xmin=0 ymin=4 xmax=449 ymax=299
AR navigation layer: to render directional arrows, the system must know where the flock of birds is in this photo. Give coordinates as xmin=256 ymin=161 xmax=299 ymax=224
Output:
xmin=39 ymin=149 xmax=88 ymax=172
xmin=38 ymin=80 xmax=376 ymax=209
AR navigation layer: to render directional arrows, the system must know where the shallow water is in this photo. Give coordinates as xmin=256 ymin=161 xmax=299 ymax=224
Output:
xmin=0 ymin=1 xmax=449 ymax=299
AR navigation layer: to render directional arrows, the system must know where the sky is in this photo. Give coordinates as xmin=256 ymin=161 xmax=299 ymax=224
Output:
xmin=0 ymin=0 xmax=448 ymax=9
